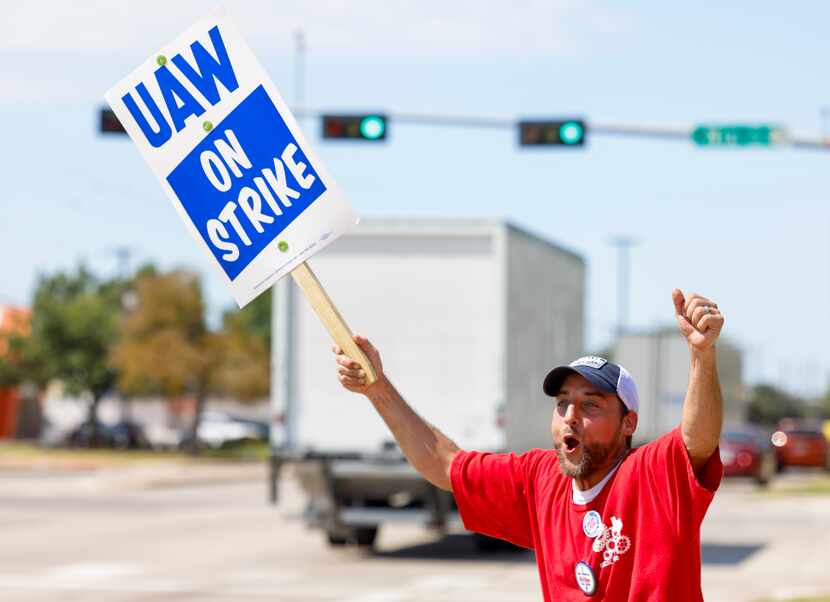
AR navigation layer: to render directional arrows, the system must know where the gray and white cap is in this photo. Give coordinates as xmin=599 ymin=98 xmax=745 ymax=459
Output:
xmin=542 ymin=355 xmax=640 ymax=413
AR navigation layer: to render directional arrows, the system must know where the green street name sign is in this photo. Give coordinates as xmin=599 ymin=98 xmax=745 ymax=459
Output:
xmin=691 ymin=124 xmax=786 ymax=147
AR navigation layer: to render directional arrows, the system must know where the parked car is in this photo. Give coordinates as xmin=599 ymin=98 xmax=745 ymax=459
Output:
xmin=64 ymin=419 xmax=150 ymax=450
xmin=720 ymin=428 xmax=777 ymax=486
xmin=180 ymin=411 xmax=268 ymax=450
xmin=771 ymin=421 xmax=828 ymax=471
xmin=110 ymin=420 xmax=152 ymax=450
xmin=144 ymin=423 xmax=184 ymax=450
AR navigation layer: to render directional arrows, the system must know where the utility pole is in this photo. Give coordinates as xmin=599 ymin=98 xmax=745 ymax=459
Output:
xmin=608 ymin=237 xmax=639 ymax=337
xmin=269 ymin=29 xmax=306 ymax=506
xmin=293 ymin=29 xmax=306 ymax=115
xmin=113 ymin=246 xmax=131 ymax=280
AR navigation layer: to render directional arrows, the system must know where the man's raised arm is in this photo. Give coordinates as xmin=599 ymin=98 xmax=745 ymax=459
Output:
xmin=333 ymin=335 xmax=461 ymax=491
xmin=672 ymin=289 xmax=726 ymax=472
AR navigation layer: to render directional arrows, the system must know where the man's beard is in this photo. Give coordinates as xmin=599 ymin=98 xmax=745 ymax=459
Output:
xmin=556 ymin=426 xmax=623 ymax=479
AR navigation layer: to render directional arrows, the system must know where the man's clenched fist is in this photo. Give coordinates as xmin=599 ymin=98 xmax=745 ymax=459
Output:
xmin=672 ymin=289 xmax=724 ymax=353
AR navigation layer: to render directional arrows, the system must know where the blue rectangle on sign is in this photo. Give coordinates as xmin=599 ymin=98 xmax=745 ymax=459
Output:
xmin=167 ymin=85 xmax=326 ymax=280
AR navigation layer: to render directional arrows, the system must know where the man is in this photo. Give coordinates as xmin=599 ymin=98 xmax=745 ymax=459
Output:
xmin=333 ymin=289 xmax=724 ymax=601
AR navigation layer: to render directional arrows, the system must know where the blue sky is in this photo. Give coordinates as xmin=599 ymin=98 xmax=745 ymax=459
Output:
xmin=1 ymin=1 xmax=828 ymax=396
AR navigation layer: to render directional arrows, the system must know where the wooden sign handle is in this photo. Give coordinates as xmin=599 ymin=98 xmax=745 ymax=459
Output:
xmin=290 ymin=261 xmax=378 ymax=385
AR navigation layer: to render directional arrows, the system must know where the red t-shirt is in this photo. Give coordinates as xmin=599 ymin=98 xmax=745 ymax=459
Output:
xmin=450 ymin=427 xmax=722 ymax=601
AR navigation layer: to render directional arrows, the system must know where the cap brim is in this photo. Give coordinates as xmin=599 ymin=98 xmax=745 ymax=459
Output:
xmin=542 ymin=365 xmax=617 ymax=397
xmin=543 ymin=366 xmax=576 ymax=396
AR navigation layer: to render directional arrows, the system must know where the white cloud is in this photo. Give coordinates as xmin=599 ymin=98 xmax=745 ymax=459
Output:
xmin=4 ymin=0 xmax=637 ymax=57
xmin=0 ymin=1 xmax=638 ymax=105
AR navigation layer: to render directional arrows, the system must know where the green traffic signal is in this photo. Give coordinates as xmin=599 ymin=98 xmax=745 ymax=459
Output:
xmin=519 ymin=119 xmax=587 ymax=147
xmin=323 ymin=114 xmax=388 ymax=141
xmin=559 ymin=121 xmax=585 ymax=145
xmin=359 ymin=116 xmax=386 ymax=140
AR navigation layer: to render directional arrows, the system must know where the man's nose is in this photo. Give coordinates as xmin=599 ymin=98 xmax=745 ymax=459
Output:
xmin=563 ymin=403 xmax=579 ymax=425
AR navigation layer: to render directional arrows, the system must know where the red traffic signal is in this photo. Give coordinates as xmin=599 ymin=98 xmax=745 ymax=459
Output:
xmin=100 ymin=108 xmax=127 ymax=134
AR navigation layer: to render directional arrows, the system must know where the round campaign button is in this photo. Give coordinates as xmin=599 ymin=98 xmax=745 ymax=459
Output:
xmin=583 ymin=510 xmax=603 ymax=538
xmin=575 ymin=561 xmax=597 ymax=596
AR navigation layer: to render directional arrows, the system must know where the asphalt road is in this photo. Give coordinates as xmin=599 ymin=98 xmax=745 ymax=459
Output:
xmin=0 ymin=465 xmax=828 ymax=601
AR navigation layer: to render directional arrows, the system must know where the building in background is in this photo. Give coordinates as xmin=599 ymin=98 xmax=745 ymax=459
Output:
xmin=0 ymin=305 xmax=32 ymax=439
xmin=614 ymin=328 xmax=744 ymax=444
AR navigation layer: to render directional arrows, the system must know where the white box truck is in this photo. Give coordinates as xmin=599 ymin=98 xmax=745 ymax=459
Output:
xmin=269 ymin=219 xmax=585 ymax=548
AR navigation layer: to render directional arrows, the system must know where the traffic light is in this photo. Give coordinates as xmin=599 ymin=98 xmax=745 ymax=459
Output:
xmin=322 ymin=114 xmax=387 ymax=141
xmin=519 ymin=119 xmax=586 ymax=147
xmin=100 ymin=108 xmax=127 ymax=134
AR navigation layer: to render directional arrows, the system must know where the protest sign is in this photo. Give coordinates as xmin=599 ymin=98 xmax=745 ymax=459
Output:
xmin=105 ymin=8 xmax=375 ymax=382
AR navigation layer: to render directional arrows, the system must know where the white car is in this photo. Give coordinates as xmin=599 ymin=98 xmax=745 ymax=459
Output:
xmin=196 ymin=411 xmax=266 ymax=449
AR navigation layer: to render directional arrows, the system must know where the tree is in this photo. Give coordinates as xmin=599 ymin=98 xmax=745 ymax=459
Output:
xmin=18 ymin=267 xmax=122 ymax=442
xmin=745 ymin=383 xmax=806 ymax=426
xmin=222 ymin=288 xmax=271 ymax=349
xmin=0 ymin=308 xmax=46 ymax=438
xmin=0 ymin=319 xmax=31 ymax=388
xmin=214 ymin=290 xmax=270 ymax=402
xmin=815 ymin=388 xmax=830 ymax=420
xmin=110 ymin=268 xmax=219 ymax=450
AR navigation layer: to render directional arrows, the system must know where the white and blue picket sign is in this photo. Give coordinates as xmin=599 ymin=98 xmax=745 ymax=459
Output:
xmin=167 ymin=85 xmax=327 ymax=280
xmin=106 ymin=9 xmax=356 ymax=307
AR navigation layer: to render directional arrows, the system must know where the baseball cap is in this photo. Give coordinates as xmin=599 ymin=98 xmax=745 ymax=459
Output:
xmin=543 ymin=355 xmax=640 ymax=413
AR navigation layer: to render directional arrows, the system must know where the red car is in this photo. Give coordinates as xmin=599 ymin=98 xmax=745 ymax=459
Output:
xmin=771 ymin=423 xmax=829 ymax=470
xmin=720 ymin=429 xmax=777 ymax=486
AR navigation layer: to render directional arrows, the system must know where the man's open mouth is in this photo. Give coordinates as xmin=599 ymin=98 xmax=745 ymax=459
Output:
xmin=563 ymin=435 xmax=581 ymax=453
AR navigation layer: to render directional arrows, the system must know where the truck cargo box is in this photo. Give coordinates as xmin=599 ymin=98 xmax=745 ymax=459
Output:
xmin=271 ymin=219 xmax=585 ymax=456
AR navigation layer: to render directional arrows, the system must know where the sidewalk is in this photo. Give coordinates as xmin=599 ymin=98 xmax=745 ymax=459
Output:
xmin=0 ymin=443 xmax=268 ymax=492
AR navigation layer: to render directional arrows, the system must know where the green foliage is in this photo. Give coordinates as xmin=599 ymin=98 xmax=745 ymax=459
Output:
xmin=7 ymin=260 xmax=272 ymax=432
xmin=221 ymin=288 xmax=271 ymax=349
xmin=746 ymin=383 xmax=806 ymax=426
xmin=0 ymin=331 xmax=28 ymax=387
xmin=816 ymin=390 xmax=830 ymax=419
xmin=25 ymin=266 xmax=121 ymax=400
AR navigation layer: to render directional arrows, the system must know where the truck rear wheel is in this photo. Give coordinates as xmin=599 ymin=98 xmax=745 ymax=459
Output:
xmin=326 ymin=531 xmax=349 ymax=546
xmin=353 ymin=527 xmax=378 ymax=547
xmin=325 ymin=527 xmax=378 ymax=548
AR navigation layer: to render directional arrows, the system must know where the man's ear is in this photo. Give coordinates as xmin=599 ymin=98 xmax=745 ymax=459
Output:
xmin=622 ymin=411 xmax=638 ymax=437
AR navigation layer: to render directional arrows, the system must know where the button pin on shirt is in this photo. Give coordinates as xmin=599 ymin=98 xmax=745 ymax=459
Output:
xmin=583 ymin=510 xmax=603 ymax=538
xmin=575 ymin=561 xmax=597 ymax=596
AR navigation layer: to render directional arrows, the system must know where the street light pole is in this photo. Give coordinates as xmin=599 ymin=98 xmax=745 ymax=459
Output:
xmin=270 ymin=29 xmax=306 ymax=507
xmin=609 ymin=236 xmax=639 ymax=336
xmin=113 ymin=246 xmax=131 ymax=280
xmin=293 ymin=29 xmax=305 ymax=114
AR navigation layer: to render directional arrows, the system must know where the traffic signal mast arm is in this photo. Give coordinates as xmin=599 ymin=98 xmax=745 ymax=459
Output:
xmin=103 ymin=106 xmax=830 ymax=151
xmin=300 ymin=109 xmax=829 ymax=151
